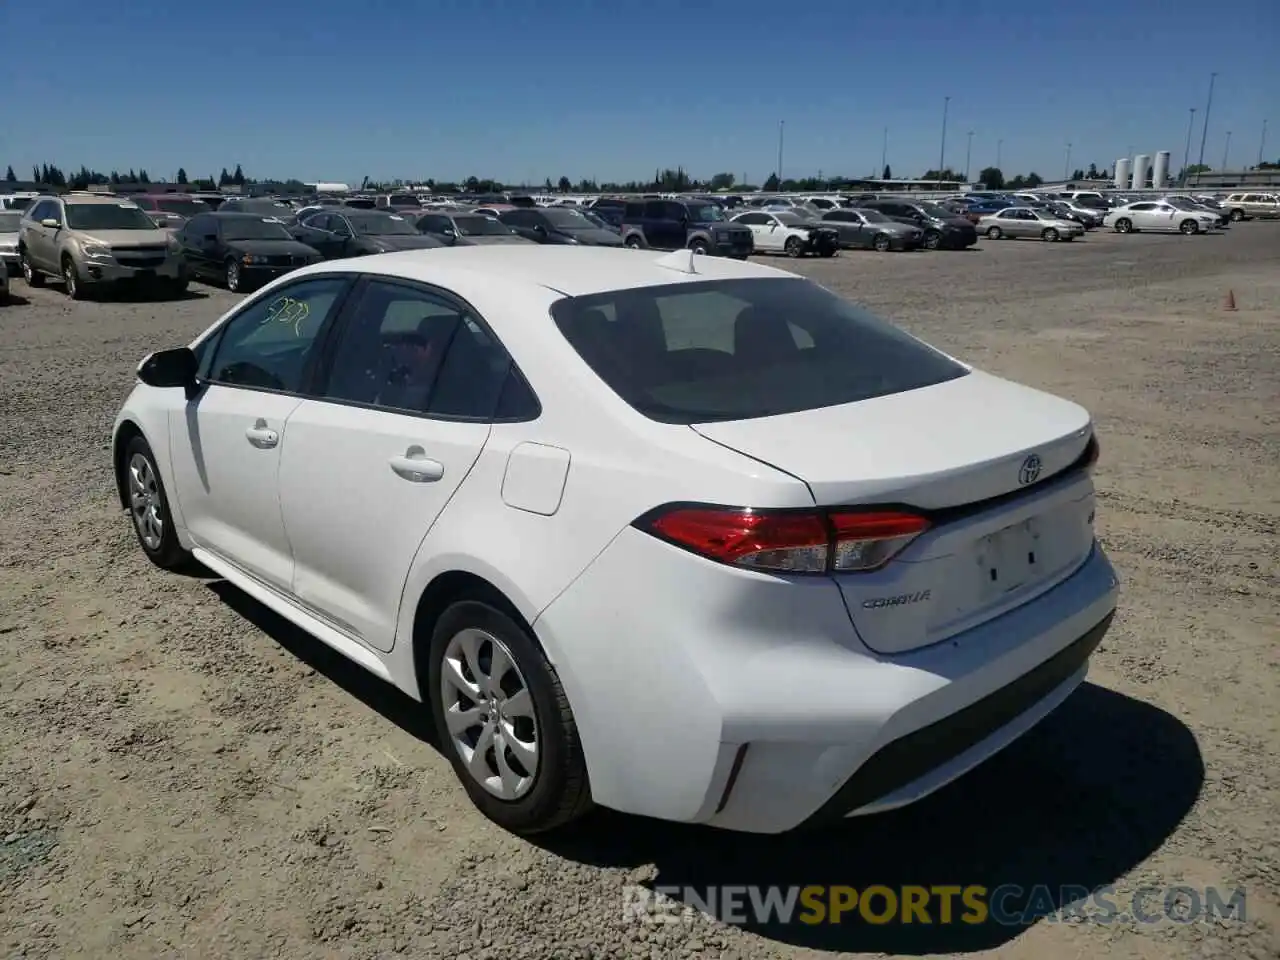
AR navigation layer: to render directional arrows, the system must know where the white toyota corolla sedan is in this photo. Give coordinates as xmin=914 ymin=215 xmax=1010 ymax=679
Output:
xmin=112 ymin=245 xmax=1119 ymax=835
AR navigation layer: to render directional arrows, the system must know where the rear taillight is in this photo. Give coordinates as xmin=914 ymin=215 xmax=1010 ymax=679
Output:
xmin=637 ymin=506 xmax=929 ymax=574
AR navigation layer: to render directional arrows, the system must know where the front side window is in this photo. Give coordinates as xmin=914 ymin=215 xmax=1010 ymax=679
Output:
xmin=551 ymin=278 xmax=967 ymax=423
xmin=205 ymin=277 xmax=350 ymax=393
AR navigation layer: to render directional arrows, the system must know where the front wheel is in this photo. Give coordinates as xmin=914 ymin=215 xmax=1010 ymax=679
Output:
xmin=63 ymin=257 xmax=86 ymax=300
xmin=872 ymin=233 xmax=892 ymax=252
xmin=784 ymin=236 xmax=804 ymax=258
xmin=986 ymin=226 xmax=1003 ymax=240
xmin=1041 ymin=227 xmax=1059 ymax=242
xmin=20 ymin=252 xmax=44 ymax=287
xmin=122 ymin=435 xmax=193 ymax=570
xmin=225 ymin=258 xmax=242 ymax=292
xmin=623 ymin=235 xmax=643 ymax=249
xmin=1179 ymin=219 xmax=1199 ymax=235
xmin=922 ymin=230 xmax=942 ymax=250
xmin=689 ymin=239 xmax=709 ymax=255
xmin=1115 ymin=218 xmax=1133 ymax=233
xmin=429 ymin=600 xmax=592 ymax=835
xmin=1229 ymin=209 xmax=1245 ymax=221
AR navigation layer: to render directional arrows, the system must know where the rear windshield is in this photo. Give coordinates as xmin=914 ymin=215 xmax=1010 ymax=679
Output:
xmin=550 ymin=278 xmax=968 ymax=423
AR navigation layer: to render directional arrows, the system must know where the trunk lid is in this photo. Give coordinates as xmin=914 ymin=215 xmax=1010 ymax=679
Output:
xmin=692 ymin=370 xmax=1098 ymax=654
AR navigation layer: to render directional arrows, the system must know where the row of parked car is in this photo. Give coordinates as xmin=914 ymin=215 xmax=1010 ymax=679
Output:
xmin=2 ymin=182 xmax=1270 ymax=301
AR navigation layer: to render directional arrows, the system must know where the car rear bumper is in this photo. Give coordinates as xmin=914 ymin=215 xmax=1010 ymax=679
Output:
xmin=534 ymin=527 xmax=1119 ymax=834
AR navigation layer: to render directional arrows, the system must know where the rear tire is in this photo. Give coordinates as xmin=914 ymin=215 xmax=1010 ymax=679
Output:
xmin=986 ymin=226 xmax=1002 ymax=240
xmin=1179 ymin=219 xmax=1199 ymax=235
xmin=428 ymin=600 xmax=592 ymax=835
xmin=62 ymin=256 xmax=85 ymax=300
xmin=872 ymin=233 xmax=892 ymax=252
xmin=1115 ymin=218 xmax=1133 ymax=233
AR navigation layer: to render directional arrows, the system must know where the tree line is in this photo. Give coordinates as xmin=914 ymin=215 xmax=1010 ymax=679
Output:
xmin=4 ymin=163 xmax=251 ymax=192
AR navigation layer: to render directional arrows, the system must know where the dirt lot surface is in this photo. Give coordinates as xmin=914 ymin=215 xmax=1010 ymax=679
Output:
xmin=1 ymin=226 xmax=1277 ymax=960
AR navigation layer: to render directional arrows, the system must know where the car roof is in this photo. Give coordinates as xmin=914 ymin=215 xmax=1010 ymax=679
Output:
xmin=287 ymin=245 xmax=799 ymax=298
xmin=61 ymin=195 xmax=141 ymax=205
xmin=210 ymin=211 xmax=285 ymax=218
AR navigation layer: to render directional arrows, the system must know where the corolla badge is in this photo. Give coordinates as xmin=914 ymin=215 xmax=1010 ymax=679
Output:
xmin=1019 ymin=454 xmax=1043 ymax=486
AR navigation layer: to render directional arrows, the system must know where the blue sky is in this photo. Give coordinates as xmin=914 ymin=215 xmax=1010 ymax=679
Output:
xmin=5 ymin=0 xmax=1277 ymax=186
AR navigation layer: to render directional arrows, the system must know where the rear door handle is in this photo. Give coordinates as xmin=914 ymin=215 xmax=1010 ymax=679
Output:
xmin=389 ymin=446 xmax=444 ymax=483
xmin=245 ymin=419 xmax=279 ymax=449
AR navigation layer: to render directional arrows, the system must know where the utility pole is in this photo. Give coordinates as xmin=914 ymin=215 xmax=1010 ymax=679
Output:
xmin=996 ymin=139 xmax=1003 ymax=171
xmin=1222 ymin=130 xmax=1232 ymax=171
xmin=1182 ymin=107 xmax=1196 ymax=183
xmin=964 ymin=131 xmax=973 ymax=182
xmin=1260 ymin=119 xmax=1269 ymax=167
xmin=1064 ymin=142 xmax=1072 ymax=181
xmin=881 ymin=127 xmax=888 ymax=177
xmin=777 ymin=120 xmax=785 ymax=185
xmin=938 ymin=96 xmax=950 ymax=182
xmin=1195 ymin=71 xmax=1217 ymax=185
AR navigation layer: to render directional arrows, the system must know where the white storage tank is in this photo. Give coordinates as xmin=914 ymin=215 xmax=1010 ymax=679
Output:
xmin=1115 ymin=158 xmax=1132 ymax=190
xmin=1131 ymin=154 xmax=1150 ymax=190
xmin=1152 ymin=151 xmax=1171 ymax=189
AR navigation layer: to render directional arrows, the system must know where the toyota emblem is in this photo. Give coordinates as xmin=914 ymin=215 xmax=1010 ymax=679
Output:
xmin=1019 ymin=454 xmax=1042 ymax=486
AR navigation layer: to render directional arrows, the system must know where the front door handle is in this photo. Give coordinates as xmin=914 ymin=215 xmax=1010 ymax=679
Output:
xmin=389 ymin=446 xmax=444 ymax=483
xmin=245 ymin=419 xmax=279 ymax=449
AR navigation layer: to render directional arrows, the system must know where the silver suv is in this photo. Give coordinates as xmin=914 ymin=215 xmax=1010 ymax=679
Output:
xmin=19 ymin=195 xmax=187 ymax=299
xmin=1221 ymin=193 xmax=1280 ymax=221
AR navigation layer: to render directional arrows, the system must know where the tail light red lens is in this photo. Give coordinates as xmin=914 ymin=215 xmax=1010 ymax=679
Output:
xmin=638 ymin=506 xmax=930 ymax=574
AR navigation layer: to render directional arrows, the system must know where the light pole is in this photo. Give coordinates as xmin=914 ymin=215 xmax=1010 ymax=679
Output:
xmin=1196 ymin=71 xmax=1217 ymax=184
xmin=964 ymin=131 xmax=973 ymax=182
xmin=777 ymin=120 xmax=784 ymax=186
xmin=996 ymin=138 xmax=1003 ymax=171
xmin=1260 ymin=119 xmax=1269 ymax=167
xmin=938 ymin=96 xmax=950 ymax=183
xmin=1222 ymin=130 xmax=1232 ymax=171
xmin=1064 ymin=142 xmax=1072 ymax=181
xmin=1182 ymin=107 xmax=1196 ymax=183
xmin=881 ymin=126 xmax=888 ymax=178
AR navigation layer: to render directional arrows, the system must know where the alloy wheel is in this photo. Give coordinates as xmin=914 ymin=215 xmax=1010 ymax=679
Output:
xmin=128 ymin=452 xmax=164 ymax=551
xmin=440 ymin=627 xmax=540 ymax=801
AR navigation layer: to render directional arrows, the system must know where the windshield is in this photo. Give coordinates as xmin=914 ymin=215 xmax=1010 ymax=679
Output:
xmin=222 ymin=218 xmax=292 ymax=241
xmin=0 ymin=211 xmax=21 ymax=232
xmin=686 ymin=204 xmax=726 ymax=223
xmin=156 ymin=198 xmax=210 ymax=217
xmin=65 ymin=203 xmax=158 ymax=231
xmin=855 ymin=209 xmax=891 ymax=223
xmin=552 ymin=278 xmax=967 ymax=423
xmin=454 ymin=215 xmax=513 ymax=237
xmin=915 ymin=202 xmax=954 ymax=219
xmin=542 ymin=208 xmax=593 ymax=229
xmin=350 ymin=213 xmax=420 ymax=236
xmin=236 ymin=201 xmax=293 ymax=216
xmin=388 ymin=194 xmax=421 ymax=207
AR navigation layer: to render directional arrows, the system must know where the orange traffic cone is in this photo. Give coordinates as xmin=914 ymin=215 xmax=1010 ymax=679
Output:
xmin=1223 ymin=289 xmax=1237 ymax=311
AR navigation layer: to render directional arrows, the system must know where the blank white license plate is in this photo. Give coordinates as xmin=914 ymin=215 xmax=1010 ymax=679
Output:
xmin=978 ymin=518 xmax=1042 ymax=598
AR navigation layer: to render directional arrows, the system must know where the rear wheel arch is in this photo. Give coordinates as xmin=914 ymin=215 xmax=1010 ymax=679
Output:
xmin=410 ymin=571 xmax=542 ymax=699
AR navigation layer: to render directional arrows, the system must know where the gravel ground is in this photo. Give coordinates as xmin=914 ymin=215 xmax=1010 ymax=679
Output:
xmin=1 ymin=226 xmax=1277 ymax=960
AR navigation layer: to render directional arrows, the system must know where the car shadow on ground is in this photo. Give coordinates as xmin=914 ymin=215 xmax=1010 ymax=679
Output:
xmin=205 ymin=580 xmax=1203 ymax=955
xmin=1 ymin=293 xmax=32 ymax=306
xmin=79 ymin=284 xmax=209 ymax=303
xmin=206 ymin=580 xmax=440 ymax=748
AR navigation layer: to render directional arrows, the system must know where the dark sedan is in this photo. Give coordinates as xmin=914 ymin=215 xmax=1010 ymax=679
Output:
xmin=820 ymin=208 xmax=922 ymax=251
xmin=858 ymin=199 xmax=978 ymax=250
xmin=414 ymin=211 xmax=534 ymax=246
xmin=290 ymin=210 xmax=445 ymax=261
xmin=498 ymin=207 xmax=624 ymax=246
xmin=177 ymin=212 xmax=322 ymax=292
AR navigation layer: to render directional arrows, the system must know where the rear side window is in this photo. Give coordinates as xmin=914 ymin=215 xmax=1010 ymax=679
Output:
xmin=550 ymin=278 xmax=967 ymax=423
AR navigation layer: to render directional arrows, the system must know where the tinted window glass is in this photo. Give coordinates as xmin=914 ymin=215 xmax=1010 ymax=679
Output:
xmin=550 ymin=278 xmax=968 ymax=423
xmin=65 ymin=203 xmax=157 ymax=230
xmin=321 ymin=281 xmax=462 ymax=413
xmin=221 ymin=217 xmax=292 ymax=240
xmin=206 ymin=277 xmax=348 ymax=393
xmin=429 ymin=316 xmax=518 ymax=418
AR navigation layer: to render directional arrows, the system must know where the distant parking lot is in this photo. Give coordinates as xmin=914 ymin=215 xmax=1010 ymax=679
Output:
xmin=1 ymin=224 xmax=1277 ymax=960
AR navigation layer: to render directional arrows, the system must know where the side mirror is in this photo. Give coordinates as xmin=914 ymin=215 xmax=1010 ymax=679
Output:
xmin=41 ymin=218 xmax=61 ymax=228
xmin=137 ymin=347 xmax=198 ymax=391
